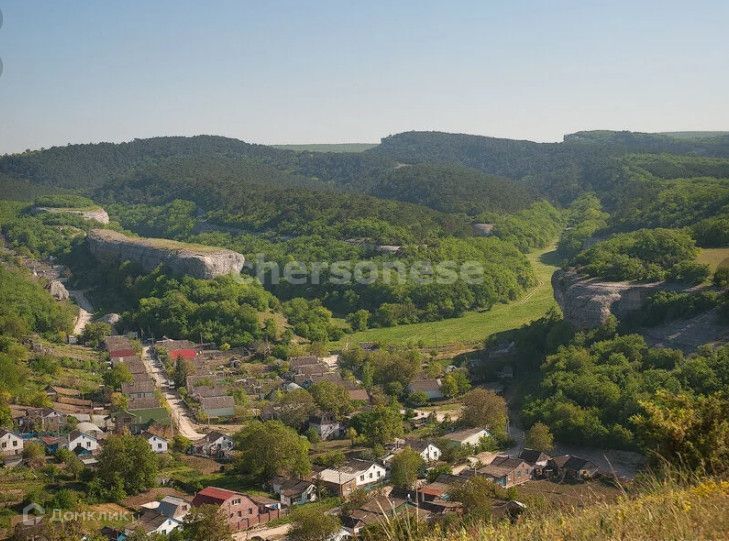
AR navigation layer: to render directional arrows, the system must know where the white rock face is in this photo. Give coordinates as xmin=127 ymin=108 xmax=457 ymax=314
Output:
xmin=87 ymin=229 xmax=245 ymax=279
xmin=552 ymin=269 xmax=674 ymax=329
xmin=47 ymin=280 xmax=70 ymax=300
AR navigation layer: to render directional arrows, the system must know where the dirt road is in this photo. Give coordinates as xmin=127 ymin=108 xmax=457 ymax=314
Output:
xmin=141 ymin=346 xmax=204 ymax=440
xmin=233 ymin=523 xmax=291 ymax=540
xmin=69 ymin=289 xmax=94 ymax=335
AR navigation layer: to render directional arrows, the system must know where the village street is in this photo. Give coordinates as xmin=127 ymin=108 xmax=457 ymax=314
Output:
xmin=233 ymin=523 xmax=291 ymax=540
xmin=140 ymin=345 xmax=205 ymax=440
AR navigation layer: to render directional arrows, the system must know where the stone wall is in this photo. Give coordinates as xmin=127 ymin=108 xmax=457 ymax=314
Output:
xmin=87 ymin=229 xmax=245 ymax=279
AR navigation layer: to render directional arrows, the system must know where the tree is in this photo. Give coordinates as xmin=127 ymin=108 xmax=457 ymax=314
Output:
xmin=171 ymin=434 xmax=192 ymax=453
xmin=525 ymin=422 xmax=554 ymax=453
xmin=97 ymin=434 xmax=158 ymax=497
xmin=288 ymin=504 xmax=341 ymax=541
xmin=103 ymin=363 xmax=132 ymax=391
xmin=181 ymin=504 xmax=233 ymax=541
xmin=631 ymin=390 xmax=729 ymax=474
xmin=79 ymin=321 xmax=112 ymax=348
xmin=347 ymin=309 xmax=370 ymax=331
xmin=276 ymin=389 xmax=316 ymax=429
xmin=390 ymin=447 xmax=424 ymax=489
xmin=22 ymin=441 xmax=46 ymax=468
xmin=174 ymin=358 xmax=192 ymax=388
xmin=461 ymin=388 xmax=507 ymax=437
xmin=449 ymin=476 xmax=499 ymax=522
xmin=310 ymin=381 xmax=353 ymax=419
xmin=111 ymin=391 xmax=128 ymax=410
xmin=234 ymin=420 xmax=311 ymax=481
xmin=56 ymin=448 xmax=84 ymax=479
xmin=351 ymin=405 xmax=403 ymax=447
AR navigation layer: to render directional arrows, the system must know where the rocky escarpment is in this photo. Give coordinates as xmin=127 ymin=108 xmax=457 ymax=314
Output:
xmin=552 ymin=269 xmax=679 ymax=329
xmin=87 ymin=229 xmax=245 ymax=279
xmin=33 ymin=206 xmax=110 ymax=224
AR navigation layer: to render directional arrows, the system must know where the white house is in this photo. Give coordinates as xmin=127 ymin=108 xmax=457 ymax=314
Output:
xmin=443 ymin=427 xmax=490 ymax=448
xmin=407 ymin=440 xmax=442 ymax=462
xmin=143 ymin=432 xmax=168 ymax=453
xmin=0 ymin=429 xmax=23 ymax=456
xmin=66 ymin=431 xmax=99 ymax=453
xmin=193 ymin=431 xmax=234 ymax=457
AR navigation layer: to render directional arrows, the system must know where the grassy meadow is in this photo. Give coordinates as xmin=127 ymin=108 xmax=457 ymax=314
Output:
xmin=335 ymin=245 xmax=560 ymax=349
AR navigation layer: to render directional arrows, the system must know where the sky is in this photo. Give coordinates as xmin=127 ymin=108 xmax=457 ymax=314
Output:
xmin=1 ymin=0 xmax=728 ymax=154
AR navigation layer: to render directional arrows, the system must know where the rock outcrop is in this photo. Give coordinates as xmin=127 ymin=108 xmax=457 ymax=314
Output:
xmin=46 ymin=280 xmax=70 ymax=300
xmin=552 ymin=269 xmax=672 ymax=329
xmin=33 ymin=206 xmax=110 ymax=224
xmin=87 ymin=229 xmax=245 ymax=279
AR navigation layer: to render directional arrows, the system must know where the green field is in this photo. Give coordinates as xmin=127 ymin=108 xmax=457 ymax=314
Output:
xmin=273 ymin=143 xmax=378 ymax=153
xmin=698 ymin=247 xmax=729 ymax=272
xmin=335 ymin=245 xmax=560 ymax=348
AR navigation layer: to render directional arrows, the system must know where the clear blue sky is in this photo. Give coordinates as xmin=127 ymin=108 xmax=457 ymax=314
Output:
xmin=1 ymin=0 xmax=728 ymax=153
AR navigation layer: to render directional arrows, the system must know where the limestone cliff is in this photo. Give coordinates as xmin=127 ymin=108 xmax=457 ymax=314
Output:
xmin=87 ymin=229 xmax=245 ymax=279
xmin=552 ymin=269 xmax=669 ymax=329
xmin=33 ymin=206 xmax=110 ymax=224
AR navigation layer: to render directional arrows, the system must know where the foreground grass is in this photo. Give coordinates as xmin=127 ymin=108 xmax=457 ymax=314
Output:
xmin=445 ymin=479 xmax=729 ymax=541
xmin=335 ymin=246 xmax=559 ymax=348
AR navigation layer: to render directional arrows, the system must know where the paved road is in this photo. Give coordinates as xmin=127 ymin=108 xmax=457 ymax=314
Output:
xmin=141 ymin=346 xmax=204 ymax=440
xmin=69 ymin=289 xmax=94 ymax=335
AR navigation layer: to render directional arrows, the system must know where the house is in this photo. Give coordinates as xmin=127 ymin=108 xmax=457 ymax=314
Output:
xmin=104 ymin=335 xmax=135 ymax=359
xmin=12 ymin=407 xmax=66 ymax=433
xmin=193 ymin=431 xmax=234 ymax=457
xmin=308 ymin=415 xmax=343 ymax=440
xmin=0 ymin=429 xmax=23 ymax=456
xmin=548 ymin=455 xmax=599 ymax=481
xmin=519 ymin=448 xmax=550 ymax=468
xmin=476 ymin=456 xmax=532 ymax=488
xmin=190 ymin=385 xmax=229 ymax=400
xmin=443 ymin=427 xmax=491 ymax=448
xmin=41 ymin=435 xmax=61 ymax=454
xmin=199 ymin=396 xmax=236 ymax=419
xmin=157 ymin=496 xmax=191 ymax=520
xmin=405 ymin=440 xmax=442 ymax=463
xmin=318 ymin=459 xmax=387 ymax=496
xmin=407 ymin=378 xmax=443 ymax=401
xmin=122 ymin=379 xmax=157 ymax=400
xmin=271 ymin=478 xmax=317 ymax=507
xmin=191 ymin=487 xmax=282 ymax=531
xmin=45 ymin=385 xmax=82 ymax=400
xmin=129 ymin=509 xmax=182 ymax=537
xmin=339 ymin=495 xmax=408 ymax=537
xmin=66 ymin=431 xmax=99 ymax=454
xmin=127 ymin=396 xmax=161 ymax=411
xmin=143 ymin=432 xmax=168 ymax=453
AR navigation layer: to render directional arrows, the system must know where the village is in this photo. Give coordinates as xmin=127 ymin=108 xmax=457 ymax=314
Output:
xmin=4 ymin=328 xmax=626 ymax=541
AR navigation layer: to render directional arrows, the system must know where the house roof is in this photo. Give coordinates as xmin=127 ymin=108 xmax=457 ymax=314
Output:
xmin=46 ymin=385 xmax=82 ymax=397
xmin=192 ymin=385 xmax=229 ymax=398
xmin=157 ymin=496 xmax=189 ymax=518
xmin=519 ymin=448 xmax=550 ymax=464
xmin=0 ymin=429 xmax=18 ymax=438
xmin=202 ymin=430 xmax=230 ymax=443
xmin=122 ymin=379 xmax=156 ymax=394
xmin=553 ymin=455 xmax=598 ymax=472
xmin=135 ymin=510 xmax=171 ymax=532
xmin=192 ymin=487 xmax=245 ymax=507
xmin=279 ymin=480 xmax=315 ymax=497
xmin=142 ymin=431 xmax=167 ymax=442
xmin=408 ymin=378 xmax=442 ymax=394
xmin=69 ymin=430 xmax=96 ymax=442
xmin=155 ymin=339 xmax=198 ymax=351
xmin=347 ymin=388 xmax=370 ymax=402
xmin=443 ymin=427 xmax=488 ymax=443
xmin=127 ymin=396 xmax=161 ymax=410
xmin=288 ymin=356 xmax=320 ymax=369
xmin=405 ymin=440 xmax=437 ymax=453
xmin=200 ymin=396 xmax=235 ymax=411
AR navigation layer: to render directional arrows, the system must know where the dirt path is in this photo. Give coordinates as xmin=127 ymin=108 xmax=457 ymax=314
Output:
xmin=69 ymin=289 xmax=94 ymax=335
xmin=141 ymin=346 xmax=204 ymax=440
xmin=233 ymin=523 xmax=291 ymax=540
